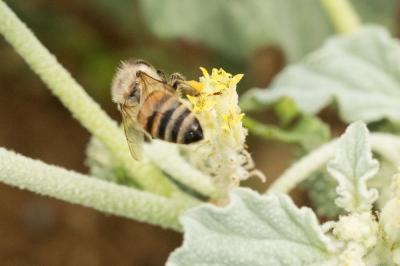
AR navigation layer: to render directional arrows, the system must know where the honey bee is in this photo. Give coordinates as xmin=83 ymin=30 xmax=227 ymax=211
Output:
xmin=111 ymin=59 xmax=204 ymax=160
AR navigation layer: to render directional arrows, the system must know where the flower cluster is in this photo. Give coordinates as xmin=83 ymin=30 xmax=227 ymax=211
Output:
xmin=182 ymin=68 xmax=264 ymax=194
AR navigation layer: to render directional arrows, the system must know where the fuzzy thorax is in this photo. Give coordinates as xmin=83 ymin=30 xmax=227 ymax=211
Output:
xmin=111 ymin=60 xmax=161 ymax=104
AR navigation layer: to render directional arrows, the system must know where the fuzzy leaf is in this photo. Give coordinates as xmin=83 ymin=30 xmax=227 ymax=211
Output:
xmin=167 ymin=188 xmax=336 ymax=266
xmin=241 ymin=26 xmax=400 ymax=124
xmin=301 ymin=170 xmax=343 ymax=219
xmin=327 ymin=122 xmax=379 ymax=212
xmin=139 ymin=1 xmax=398 ymax=63
xmin=351 ymin=0 xmax=399 ymax=31
xmin=138 ymin=0 xmax=333 ymax=62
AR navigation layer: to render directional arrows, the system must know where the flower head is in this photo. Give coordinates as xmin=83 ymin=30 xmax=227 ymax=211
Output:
xmin=187 ymin=94 xmax=216 ymax=113
xmin=222 ymin=106 xmax=245 ymax=132
xmin=181 ymin=67 xmax=264 ymax=194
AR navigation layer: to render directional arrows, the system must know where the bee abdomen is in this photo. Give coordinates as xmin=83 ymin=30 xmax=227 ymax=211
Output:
xmin=138 ymin=91 xmax=203 ymax=144
xmin=164 ymin=105 xmax=203 ymax=144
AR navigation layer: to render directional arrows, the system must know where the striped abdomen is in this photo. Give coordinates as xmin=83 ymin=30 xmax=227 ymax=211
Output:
xmin=137 ymin=90 xmax=203 ymax=144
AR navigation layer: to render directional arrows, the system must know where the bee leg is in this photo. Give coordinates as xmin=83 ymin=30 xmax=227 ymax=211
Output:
xmin=143 ymin=130 xmax=153 ymax=143
xmin=169 ymin=72 xmax=198 ymax=97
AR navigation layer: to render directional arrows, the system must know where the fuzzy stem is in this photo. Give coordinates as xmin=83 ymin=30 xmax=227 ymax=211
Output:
xmin=320 ymin=0 xmax=361 ymax=34
xmin=0 ymin=0 xmax=176 ymax=196
xmin=268 ymin=133 xmax=400 ymax=194
xmin=268 ymin=141 xmax=336 ymax=193
xmin=145 ymin=141 xmax=219 ymax=198
xmin=0 ymin=148 xmax=192 ymax=231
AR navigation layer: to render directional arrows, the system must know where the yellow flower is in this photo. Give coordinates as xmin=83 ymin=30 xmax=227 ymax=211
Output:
xmin=198 ymin=67 xmax=244 ymax=93
xmin=222 ymin=107 xmax=245 ymax=132
xmin=200 ymin=67 xmax=210 ymax=78
xmin=230 ymin=74 xmax=244 ymax=87
xmin=187 ymin=80 xmax=204 ymax=93
xmin=187 ymin=94 xmax=216 ymax=113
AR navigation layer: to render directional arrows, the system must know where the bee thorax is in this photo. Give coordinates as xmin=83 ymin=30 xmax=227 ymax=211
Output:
xmin=111 ymin=59 xmax=163 ymax=104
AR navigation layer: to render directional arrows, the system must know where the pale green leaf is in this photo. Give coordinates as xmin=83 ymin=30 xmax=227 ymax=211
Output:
xmin=138 ymin=0 xmax=334 ymax=62
xmin=139 ymin=1 xmax=398 ymax=62
xmin=301 ymin=170 xmax=343 ymax=219
xmin=290 ymin=116 xmax=331 ymax=150
xmin=243 ymin=116 xmax=330 ymax=150
xmin=241 ymin=26 xmax=400 ymax=124
xmin=303 ymin=160 xmax=396 ymax=219
xmin=167 ymin=188 xmax=336 ymax=266
xmin=327 ymin=122 xmax=379 ymax=213
xmin=352 ymin=0 xmax=399 ymax=31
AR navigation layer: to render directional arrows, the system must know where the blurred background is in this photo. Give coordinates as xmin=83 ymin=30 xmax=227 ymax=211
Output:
xmin=0 ymin=0 xmax=399 ymax=265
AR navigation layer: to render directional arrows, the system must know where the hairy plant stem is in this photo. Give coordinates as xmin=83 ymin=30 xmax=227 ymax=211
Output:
xmin=320 ymin=0 xmax=361 ymax=34
xmin=0 ymin=148 xmax=192 ymax=231
xmin=268 ymin=133 xmax=400 ymax=194
xmin=0 ymin=0 xmax=177 ymax=196
xmin=145 ymin=141 xmax=219 ymax=198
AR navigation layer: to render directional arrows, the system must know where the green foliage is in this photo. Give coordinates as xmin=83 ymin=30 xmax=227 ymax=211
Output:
xmin=290 ymin=116 xmax=331 ymax=150
xmin=139 ymin=0 xmax=334 ymax=62
xmin=327 ymin=122 xmax=379 ymax=212
xmin=241 ymin=26 xmax=400 ymax=124
xmin=351 ymin=0 xmax=399 ymax=31
xmin=169 ymin=122 xmax=400 ymax=265
xmin=244 ymin=116 xmax=330 ymax=150
xmin=304 ymin=155 xmax=398 ymax=219
xmin=167 ymin=188 xmax=336 ymax=266
xmin=139 ymin=0 xmax=398 ymax=63
xmin=274 ymin=97 xmax=299 ymax=126
xmin=301 ymin=171 xmax=343 ymax=219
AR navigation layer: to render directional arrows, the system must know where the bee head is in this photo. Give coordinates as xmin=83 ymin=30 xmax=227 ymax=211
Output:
xmin=111 ymin=59 xmax=163 ymax=105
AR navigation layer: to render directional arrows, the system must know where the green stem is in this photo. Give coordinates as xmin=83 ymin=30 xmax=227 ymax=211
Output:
xmin=243 ymin=116 xmax=304 ymax=143
xmin=0 ymin=0 xmax=176 ymax=196
xmin=0 ymin=148 xmax=192 ymax=231
xmin=267 ymin=133 xmax=400 ymax=194
xmin=268 ymin=140 xmax=336 ymax=193
xmin=145 ymin=141 xmax=219 ymax=198
xmin=320 ymin=0 xmax=361 ymax=34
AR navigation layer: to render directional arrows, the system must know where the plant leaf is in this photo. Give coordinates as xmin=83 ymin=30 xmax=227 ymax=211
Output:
xmin=301 ymin=170 xmax=343 ymax=219
xmin=351 ymin=0 xmax=399 ymax=32
xmin=241 ymin=26 xmax=400 ymax=124
xmin=327 ymin=122 xmax=379 ymax=213
xmin=290 ymin=116 xmax=331 ymax=150
xmin=138 ymin=0 xmax=334 ymax=62
xmin=139 ymin=1 xmax=399 ymax=63
xmin=167 ymin=188 xmax=336 ymax=266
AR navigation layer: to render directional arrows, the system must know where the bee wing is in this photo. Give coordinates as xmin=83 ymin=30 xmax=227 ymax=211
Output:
xmin=138 ymin=71 xmax=176 ymax=97
xmin=120 ymin=105 xmax=144 ymax=160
